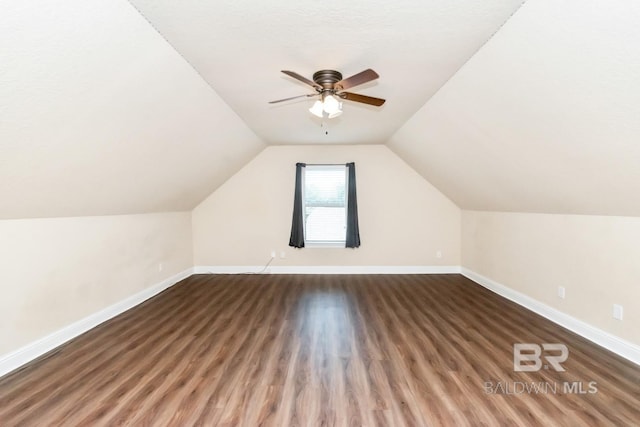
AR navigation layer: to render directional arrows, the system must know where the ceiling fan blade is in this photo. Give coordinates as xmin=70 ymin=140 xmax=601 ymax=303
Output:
xmin=281 ymin=70 xmax=322 ymax=89
xmin=335 ymin=69 xmax=379 ymax=91
xmin=268 ymin=93 xmax=317 ymax=104
xmin=340 ymin=92 xmax=386 ymax=107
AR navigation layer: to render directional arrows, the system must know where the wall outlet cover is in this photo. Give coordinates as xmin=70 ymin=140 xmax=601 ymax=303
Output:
xmin=613 ymin=304 xmax=623 ymax=320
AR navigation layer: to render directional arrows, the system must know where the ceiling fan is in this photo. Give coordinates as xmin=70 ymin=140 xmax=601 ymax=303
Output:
xmin=269 ymin=69 xmax=385 ymax=118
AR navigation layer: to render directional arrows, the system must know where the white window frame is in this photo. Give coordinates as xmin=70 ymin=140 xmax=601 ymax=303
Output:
xmin=302 ymin=165 xmax=349 ymax=248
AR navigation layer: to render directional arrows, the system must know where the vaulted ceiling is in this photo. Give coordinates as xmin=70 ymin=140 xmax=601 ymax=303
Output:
xmin=2 ymin=0 xmax=639 ymax=219
xmin=1 ymin=1 xmax=265 ymax=219
xmin=128 ymin=0 xmax=524 ymax=145
xmin=389 ymin=0 xmax=640 ymax=215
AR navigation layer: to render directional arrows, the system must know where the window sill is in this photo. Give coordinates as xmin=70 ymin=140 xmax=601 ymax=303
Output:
xmin=305 ymin=241 xmax=346 ymax=248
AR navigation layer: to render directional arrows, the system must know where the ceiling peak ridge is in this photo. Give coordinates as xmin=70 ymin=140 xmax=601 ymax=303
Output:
xmin=430 ymin=0 xmax=531 ymax=101
xmin=125 ymin=1 xmax=211 ymax=97
xmin=383 ymin=0 xmax=530 ymax=148
xmin=124 ymin=0 xmax=267 ymax=147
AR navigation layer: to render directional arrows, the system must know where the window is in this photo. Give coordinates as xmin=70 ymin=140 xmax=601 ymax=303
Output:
xmin=303 ymin=165 xmax=348 ymax=247
xmin=289 ymin=162 xmax=360 ymax=249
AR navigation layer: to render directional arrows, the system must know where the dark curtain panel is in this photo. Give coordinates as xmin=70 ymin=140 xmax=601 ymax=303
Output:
xmin=345 ymin=162 xmax=361 ymax=248
xmin=289 ymin=162 xmax=306 ymax=248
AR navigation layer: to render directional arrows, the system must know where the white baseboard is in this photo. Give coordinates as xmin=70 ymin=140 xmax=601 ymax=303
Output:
xmin=0 ymin=267 xmax=194 ymax=378
xmin=193 ymin=265 xmax=461 ymax=275
xmin=461 ymin=267 xmax=640 ymax=367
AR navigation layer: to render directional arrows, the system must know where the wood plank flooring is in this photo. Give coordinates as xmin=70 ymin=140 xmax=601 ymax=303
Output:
xmin=0 ymin=274 xmax=639 ymax=426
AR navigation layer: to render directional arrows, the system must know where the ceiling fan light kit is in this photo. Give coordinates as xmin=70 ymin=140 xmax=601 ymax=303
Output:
xmin=309 ymin=93 xmax=343 ymax=118
xmin=270 ymin=68 xmax=385 ymax=119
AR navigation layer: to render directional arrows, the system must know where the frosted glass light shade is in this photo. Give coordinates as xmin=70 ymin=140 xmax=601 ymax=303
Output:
xmin=328 ymin=106 xmax=343 ymax=119
xmin=322 ymin=95 xmax=340 ymax=114
xmin=309 ymin=100 xmax=324 ymax=118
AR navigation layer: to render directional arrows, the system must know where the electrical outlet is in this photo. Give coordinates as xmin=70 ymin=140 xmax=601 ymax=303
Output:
xmin=613 ymin=304 xmax=623 ymax=320
xmin=158 ymin=262 xmax=163 ymax=272
xmin=270 ymin=251 xmax=276 ymax=258
xmin=436 ymin=250 xmax=442 ymax=259
xmin=280 ymin=251 xmax=286 ymax=259
xmin=557 ymin=286 xmax=565 ymax=299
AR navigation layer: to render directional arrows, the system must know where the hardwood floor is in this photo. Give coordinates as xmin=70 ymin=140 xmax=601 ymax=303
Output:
xmin=1 ymin=274 xmax=638 ymax=426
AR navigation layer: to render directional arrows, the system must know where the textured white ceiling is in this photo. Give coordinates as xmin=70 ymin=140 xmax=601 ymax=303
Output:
xmin=0 ymin=1 xmax=265 ymax=219
xmin=128 ymin=0 xmax=525 ymax=145
xmin=389 ymin=0 xmax=640 ymax=216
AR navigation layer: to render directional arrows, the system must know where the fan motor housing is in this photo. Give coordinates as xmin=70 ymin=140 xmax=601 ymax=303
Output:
xmin=313 ymin=70 xmax=343 ymax=89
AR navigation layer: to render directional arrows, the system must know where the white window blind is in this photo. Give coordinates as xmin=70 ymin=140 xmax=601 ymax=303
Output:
xmin=303 ymin=165 xmax=348 ymax=247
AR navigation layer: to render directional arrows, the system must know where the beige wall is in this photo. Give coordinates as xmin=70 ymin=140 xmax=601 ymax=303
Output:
xmin=0 ymin=212 xmax=193 ymax=355
xmin=462 ymin=210 xmax=640 ymax=346
xmin=193 ymin=145 xmax=460 ymax=267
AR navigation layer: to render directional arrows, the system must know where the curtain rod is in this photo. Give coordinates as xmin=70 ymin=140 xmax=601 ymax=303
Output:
xmin=299 ymin=163 xmax=351 ymax=166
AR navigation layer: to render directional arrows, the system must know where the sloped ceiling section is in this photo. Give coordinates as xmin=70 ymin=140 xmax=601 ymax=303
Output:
xmin=129 ymin=0 xmax=525 ymax=145
xmin=389 ymin=0 xmax=640 ymax=216
xmin=0 ymin=0 xmax=265 ymax=219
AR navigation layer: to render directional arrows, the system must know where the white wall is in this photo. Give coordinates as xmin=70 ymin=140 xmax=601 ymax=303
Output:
xmin=193 ymin=145 xmax=460 ymax=268
xmin=0 ymin=212 xmax=193 ymax=356
xmin=462 ymin=210 xmax=640 ymax=346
